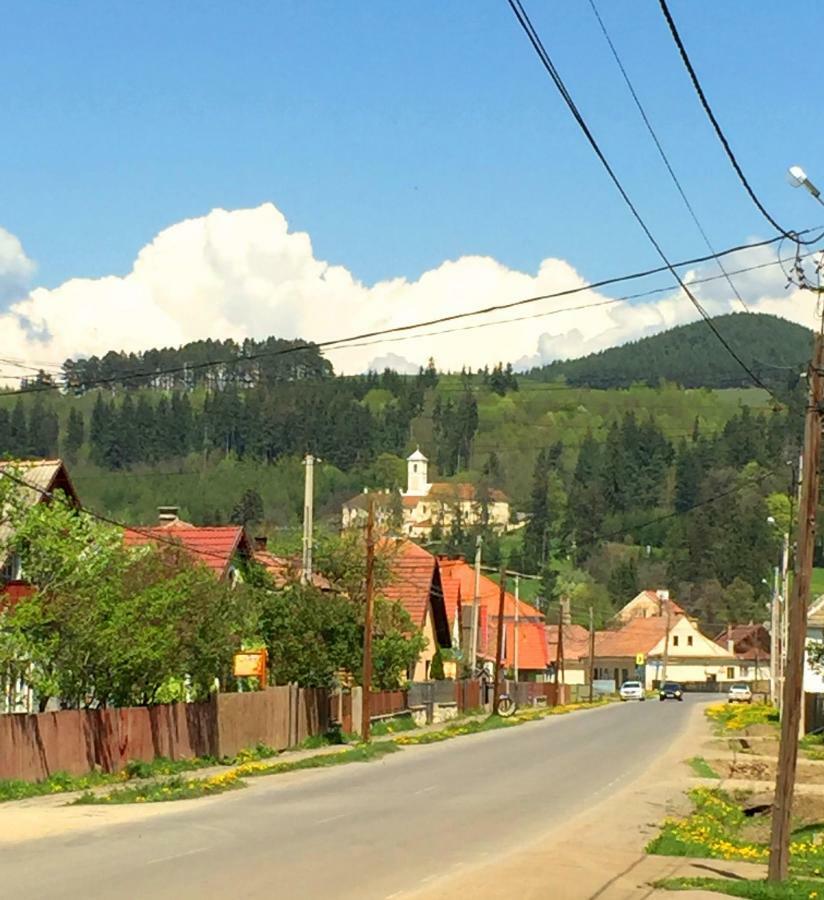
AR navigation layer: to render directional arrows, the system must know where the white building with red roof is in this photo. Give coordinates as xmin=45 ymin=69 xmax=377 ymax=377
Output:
xmin=342 ymin=448 xmax=511 ymax=539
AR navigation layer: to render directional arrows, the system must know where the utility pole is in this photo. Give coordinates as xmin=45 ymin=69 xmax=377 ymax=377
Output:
xmin=469 ymin=535 xmax=483 ymax=670
xmin=556 ymin=603 xmax=566 ymax=703
xmin=779 ymin=528 xmax=791 ymax=713
xmin=769 ymin=332 xmax=824 ymax=880
xmin=301 ymin=453 xmax=315 ymax=585
xmin=514 ymin=573 xmax=520 ymax=682
xmin=588 ymin=605 xmax=596 ymax=703
xmin=661 ymin=600 xmax=672 ymax=684
xmin=494 ymin=565 xmax=507 ymax=707
xmin=361 ymin=497 xmax=376 ymax=742
xmin=770 ymin=564 xmax=780 ymax=707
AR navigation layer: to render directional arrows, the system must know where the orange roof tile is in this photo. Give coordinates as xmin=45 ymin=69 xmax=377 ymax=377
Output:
xmin=380 ymin=540 xmax=437 ymax=628
xmin=438 ymin=557 xmax=543 ymax=621
xmin=441 ymin=577 xmax=461 ymax=629
xmin=497 ymin=620 xmax=549 ymax=670
xmin=124 ymin=525 xmax=249 ymax=578
xmin=547 ymin=624 xmax=591 ymax=662
xmin=594 ymin=617 xmax=669 ymax=658
xmin=427 ymin=483 xmax=508 ymax=503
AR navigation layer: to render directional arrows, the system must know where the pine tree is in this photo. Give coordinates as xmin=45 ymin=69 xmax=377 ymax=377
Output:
xmin=64 ymin=408 xmax=85 ymax=461
xmin=9 ymin=399 xmax=28 ymax=456
xmin=0 ymin=407 xmax=9 ymax=456
xmin=230 ymin=489 xmax=264 ymax=526
xmin=523 ymin=449 xmax=550 ymax=573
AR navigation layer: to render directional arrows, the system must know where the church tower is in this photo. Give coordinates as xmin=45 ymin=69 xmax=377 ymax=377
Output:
xmin=405 ymin=447 xmax=429 ymax=497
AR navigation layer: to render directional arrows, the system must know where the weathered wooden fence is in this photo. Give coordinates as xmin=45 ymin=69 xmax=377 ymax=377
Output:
xmin=455 ymin=679 xmax=481 ymax=712
xmin=0 ymin=686 xmax=328 ymax=783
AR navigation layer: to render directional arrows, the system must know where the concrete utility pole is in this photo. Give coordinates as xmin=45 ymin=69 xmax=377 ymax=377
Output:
xmin=779 ymin=527 xmax=791 ymax=712
xmin=769 ymin=334 xmax=824 ymax=881
xmin=494 ymin=565 xmax=507 ymax=707
xmin=514 ymin=573 xmax=520 ymax=682
xmin=661 ymin=600 xmax=672 ymax=684
xmin=469 ymin=535 xmax=483 ymax=670
xmin=770 ymin=564 xmax=780 ymax=707
xmin=301 ymin=454 xmax=315 ymax=585
xmin=588 ymin=605 xmax=596 ymax=704
xmin=361 ymin=497 xmax=376 ymax=742
xmin=556 ymin=604 xmax=566 ymax=702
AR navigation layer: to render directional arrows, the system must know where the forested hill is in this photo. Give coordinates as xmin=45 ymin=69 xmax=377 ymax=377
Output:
xmin=532 ymin=313 xmax=812 ymax=389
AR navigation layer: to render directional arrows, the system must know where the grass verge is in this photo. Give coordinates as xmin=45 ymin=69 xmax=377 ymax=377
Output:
xmin=655 ymin=876 xmax=824 ymax=899
xmin=687 ymin=756 xmax=721 ymax=779
xmin=371 ymin=715 xmax=418 ymax=736
xmin=706 ymin=702 xmax=779 ymax=734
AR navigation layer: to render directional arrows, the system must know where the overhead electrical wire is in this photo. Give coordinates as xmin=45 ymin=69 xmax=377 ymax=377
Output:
xmin=587 ymin=0 xmax=749 ymax=312
xmin=656 ymin=0 xmax=824 ymax=247
xmin=0 ymin=233 xmax=816 ymax=400
xmin=503 ymin=0 xmax=788 ymax=406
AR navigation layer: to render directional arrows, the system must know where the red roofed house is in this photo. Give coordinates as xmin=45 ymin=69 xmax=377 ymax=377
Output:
xmin=381 ymin=540 xmax=452 ymax=681
xmin=124 ymin=506 xmax=254 ymax=582
xmin=0 ymin=459 xmax=81 ymax=712
xmin=593 ymin=613 xmax=743 ymax=691
xmin=615 ymin=589 xmax=686 ymax=624
xmin=714 ymin=624 xmax=770 ymax=684
xmin=342 ymin=449 xmax=511 ymax=540
xmin=437 ymin=557 xmax=549 ymax=680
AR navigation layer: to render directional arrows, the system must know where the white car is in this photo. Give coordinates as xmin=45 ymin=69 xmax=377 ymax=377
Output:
xmin=728 ymin=683 xmax=752 ymax=704
xmin=619 ymin=680 xmax=645 ymax=701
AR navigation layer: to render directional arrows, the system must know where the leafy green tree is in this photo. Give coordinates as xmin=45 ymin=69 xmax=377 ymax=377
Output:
xmin=607 ymin=557 xmax=639 ymax=607
xmin=429 ymin=647 xmax=445 ymax=680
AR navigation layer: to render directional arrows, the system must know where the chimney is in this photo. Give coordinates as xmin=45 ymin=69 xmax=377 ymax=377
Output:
xmin=157 ymin=506 xmax=179 ymax=525
xmin=254 ymin=535 xmax=267 ymax=552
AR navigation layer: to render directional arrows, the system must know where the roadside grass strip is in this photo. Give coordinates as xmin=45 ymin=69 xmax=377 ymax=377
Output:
xmin=687 ymin=756 xmax=721 ymax=779
xmin=655 ymin=876 xmax=824 ymax=899
xmin=706 ymin=702 xmax=779 ymax=734
xmin=647 ymin=788 xmax=824 ymax=877
xmin=393 ymin=700 xmax=609 ymax=746
xmin=73 ymin=742 xmax=399 ymax=805
xmin=371 ymin=715 xmax=418 ymax=736
xmin=0 ymin=742 xmax=280 ymax=804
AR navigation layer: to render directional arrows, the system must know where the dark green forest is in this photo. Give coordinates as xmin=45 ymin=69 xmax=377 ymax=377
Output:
xmin=0 ymin=312 xmax=810 ymax=629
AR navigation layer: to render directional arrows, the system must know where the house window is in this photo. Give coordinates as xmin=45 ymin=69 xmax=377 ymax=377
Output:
xmin=672 ymin=635 xmax=679 ymax=647
xmin=687 ymin=636 xmax=693 ymax=647
xmin=413 ymin=464 xmax=418 ymax=474
xmin=1 ymin=553 xmax=21 ymax=582
xmin=726 ymin=667 xmax=736 ymax=679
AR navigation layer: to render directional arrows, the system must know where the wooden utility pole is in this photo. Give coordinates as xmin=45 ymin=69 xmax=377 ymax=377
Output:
xmin=494 ymin=565 xmax=507 ymax=705
xmin=469 ymin=536 xmax=483 ymax=670
xmin=361 ymin=497 xmax=376 ymax=742
xmin=769 ymin=331 xmax=824 ymax=881
xmin=588 ymin=605 xmax=596 ymax=703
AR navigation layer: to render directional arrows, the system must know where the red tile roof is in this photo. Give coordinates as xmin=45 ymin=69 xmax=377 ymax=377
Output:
xmin=441 ymin=577 xmax=461 ymax=629
xmin=380 ymin=540 xmax=437 ymax=628
xmin=547 ymin=624 xmax=591 ymax=662
xmin=0 ymin=582 xmax=35 ymax=610
xmin=427 ymin=483 xmax=508 ymax=503
xmin=438 ymin=557 xmax=543 ymax=621
xmin=124 ymin=525 xmax=249 ymax=578
xmin=625 ymin=590 xmax=686 ymax=617
xmin=594 ymin=617 xmax=669 ymax=658
xmin=253 ymin=551 xmax=332 ymax=591
xmin=498 ymin=620 xmax=549 ymax=671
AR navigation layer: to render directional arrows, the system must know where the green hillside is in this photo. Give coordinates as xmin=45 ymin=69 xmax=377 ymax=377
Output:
xmin=533 ymin=312 xmax=811 ymax=389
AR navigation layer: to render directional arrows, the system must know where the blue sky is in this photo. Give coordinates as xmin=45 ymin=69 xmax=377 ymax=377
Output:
xmin=2 ymin=0 xmax=821 ymax=291
xmin=0 ymin=1 xmax=821 ymax=373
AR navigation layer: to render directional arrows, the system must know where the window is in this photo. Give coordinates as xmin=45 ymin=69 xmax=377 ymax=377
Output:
xmin=1 ymin=553 xmax=21 ymax=582
xmin=413 ymin=464 xmax=418 ymax=474
xmin=687 ymin=636 xmax=693 ymax=647
xmin=726 ymin=667 xmax=736 ymax=679
xmin=672 ymin=635 xmax=679 ymax=647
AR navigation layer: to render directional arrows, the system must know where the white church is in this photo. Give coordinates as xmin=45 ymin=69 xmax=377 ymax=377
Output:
xmin=342 ymin=448 xmax=511 ymax=538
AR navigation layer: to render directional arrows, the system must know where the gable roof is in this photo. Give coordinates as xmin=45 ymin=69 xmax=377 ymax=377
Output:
xmin=547 ymin=624 xmax=591 ymax=662
xmin=124 ymin=523 xmax=251 ymax=578
xmin=594 ymin=617 xmax=670 ymax=658
xmin=427 ymin=483 xmax=508 ymax=503
xmin=0 ymin=459 xmax=80 ymax=565
xmin=497 ymin=620 xmax=549 ymax=671
xmin=437 ymin=557 xmax=543 ymax=621
xmin=381 ymin=540 xmax=451 ymax=646
xmin=617 ymin=590 xmax=686 ymax=621
xmin=253 ymin=550 xmax=332 ymax=591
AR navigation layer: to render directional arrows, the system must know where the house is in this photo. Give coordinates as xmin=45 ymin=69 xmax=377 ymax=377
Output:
xmin=0 ymin=459 xmax=81 ymax=605
xmin=615 ymin=589 xmax=686 ymax=623
xmin=804 ymin=595 xmax=824 ymax=693
xmin=124 ymin=506 xmax=254 ymax=582
xmin=380 ymin=540 xmax=452 ymax=681
xmin=546 ymin=624 xmax=591 ymax=685
xmin=593 ymin=614 xmax=745 ymax=691
xmin=342 ymin=448 xmax=511 ymax=539
xmin=714 ymin=624 xmax=770 ymax=686
xmin=0 ymin=459 xmax=81 ymax=713
xmin=437 ymin=556 xmax=549 ymax=679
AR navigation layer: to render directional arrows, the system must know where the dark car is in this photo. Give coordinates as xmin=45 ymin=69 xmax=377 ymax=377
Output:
xmin=659 ymin=681 xmax=683 ymax=701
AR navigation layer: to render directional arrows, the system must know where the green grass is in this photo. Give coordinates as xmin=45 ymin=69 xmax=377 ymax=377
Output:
xmin=235 ymin=742 xmax=399 ymax=779
xmin=687 ymin=756 xmax=720 ymax=779
xmin=811 ymin=569 xmax=824 ymax=599
xmin=655 ymin=877 xmax=824 ymax=899
xmin=371 ymin=715 xmax=418 ymax=736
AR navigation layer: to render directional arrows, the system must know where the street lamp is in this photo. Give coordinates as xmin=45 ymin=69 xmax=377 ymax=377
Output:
xmin=787 ymin=165 xmax=822 ymax=201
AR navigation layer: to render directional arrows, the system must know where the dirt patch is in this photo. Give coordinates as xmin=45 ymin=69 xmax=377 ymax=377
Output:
xmin=712 ymin=759 xmax=824 ymax=784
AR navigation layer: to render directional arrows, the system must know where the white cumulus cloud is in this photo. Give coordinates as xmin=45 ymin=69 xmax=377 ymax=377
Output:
xmin=0 ymin=203 xmax=817 ymax=379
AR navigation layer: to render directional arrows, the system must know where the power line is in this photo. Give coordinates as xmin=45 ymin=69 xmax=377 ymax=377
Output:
xmin=587 ymin=0 xmax=749 ymax=312
xmin=0 ymin=229 xmax=818 ymax=399
xmin=503 ymin=0 xmax=789 ymax=406
xmin=656 ymin=0 xmax=824 ymax=247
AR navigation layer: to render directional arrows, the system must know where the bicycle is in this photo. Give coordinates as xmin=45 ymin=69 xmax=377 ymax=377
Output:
xmin=495 ymin=691 xmax=517 ymax=717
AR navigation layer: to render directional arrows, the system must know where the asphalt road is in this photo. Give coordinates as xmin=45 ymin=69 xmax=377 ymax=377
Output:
xmin=2 ymin=696 xmax=702 ymax=900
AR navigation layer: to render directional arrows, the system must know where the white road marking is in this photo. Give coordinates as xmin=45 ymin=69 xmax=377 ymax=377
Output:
xmin=147 ymin=847 xmax=207 ymax=865
xmin=413 ymin=785 xmax=437 ymax=795
xmin=314 ymin=813 xmax=347 ymax=825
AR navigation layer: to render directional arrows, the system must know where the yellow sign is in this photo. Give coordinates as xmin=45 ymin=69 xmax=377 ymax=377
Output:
xmin=635 ymin=653 xmax=645 ymax=666
xmin=233 ymin=650 xmax=267 ymax=679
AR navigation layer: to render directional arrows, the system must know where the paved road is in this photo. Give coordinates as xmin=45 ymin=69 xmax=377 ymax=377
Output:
xmin=2 ymin=696 xmax=703 ymax=899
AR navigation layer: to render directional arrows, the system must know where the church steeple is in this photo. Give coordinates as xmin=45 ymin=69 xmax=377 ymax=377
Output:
xmin=406 ymin=447 xmax=429 ymax=497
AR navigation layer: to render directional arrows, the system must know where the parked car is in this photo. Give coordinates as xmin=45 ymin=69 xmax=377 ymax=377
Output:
xmin=659 ymin=682 xmax=683 ymax=701
xmin=728 ymin=682 xmax=753 ymax=704
xmin=619 ymin=680 xmax=645 ymax=701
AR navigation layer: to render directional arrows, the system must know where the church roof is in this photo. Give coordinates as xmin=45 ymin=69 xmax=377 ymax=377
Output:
xmin=407 ymin=447 xmax=428 ymax=462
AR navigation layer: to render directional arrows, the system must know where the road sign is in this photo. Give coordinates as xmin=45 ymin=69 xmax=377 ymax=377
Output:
xmin=635 ymin=653 xmax=645 ymax=666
